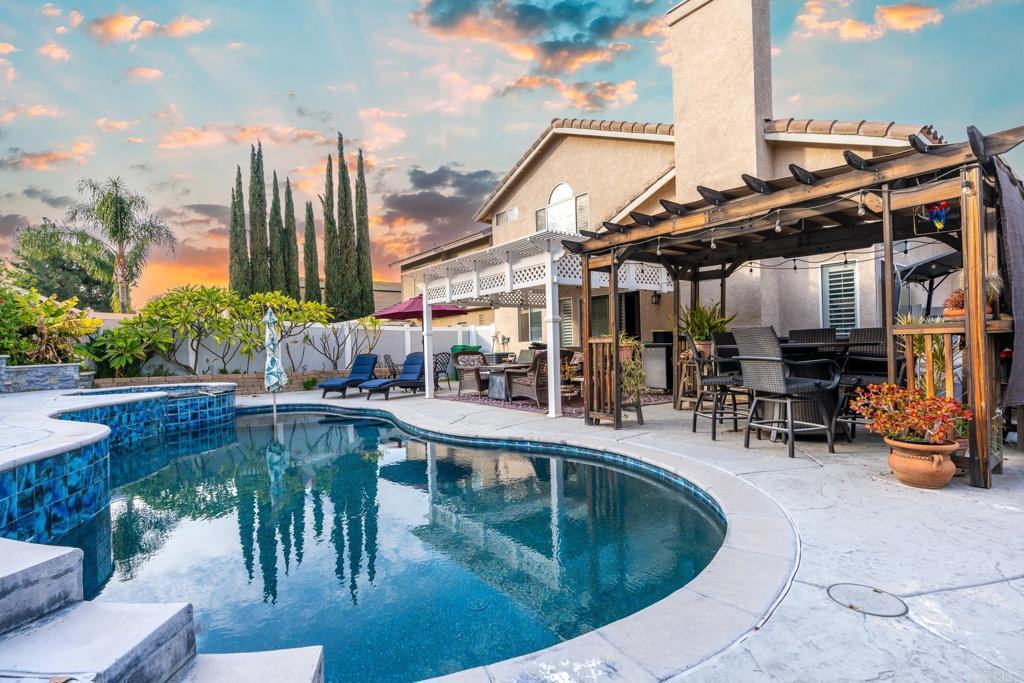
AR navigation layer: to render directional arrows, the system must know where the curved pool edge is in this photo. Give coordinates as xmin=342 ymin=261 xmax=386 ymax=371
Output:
xmin=237 ymin=395 xmax=800 ymax=683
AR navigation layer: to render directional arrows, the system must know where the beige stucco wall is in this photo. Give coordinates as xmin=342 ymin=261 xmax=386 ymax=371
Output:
xmin=669 ymin=0 xmax=773 ymax=198
xmin=488 ymin=133 xmax=674 ymax=245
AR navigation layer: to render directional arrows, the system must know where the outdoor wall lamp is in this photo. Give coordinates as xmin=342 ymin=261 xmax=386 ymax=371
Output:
xmin=651 ymin=293 xmax=661 ymax=305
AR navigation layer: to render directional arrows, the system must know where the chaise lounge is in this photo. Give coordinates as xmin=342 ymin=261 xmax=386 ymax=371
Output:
xmin=360 ymin=352 xmax=425 ymax=400
xmin=318 ymin=354 xmax=378 ymax=398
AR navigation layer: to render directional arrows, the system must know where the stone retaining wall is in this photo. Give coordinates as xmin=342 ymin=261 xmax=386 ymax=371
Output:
xmin=0 ymin=356 xmax=87 ymax=393
xmin=92 ymin=370 xmax=344 ymax=394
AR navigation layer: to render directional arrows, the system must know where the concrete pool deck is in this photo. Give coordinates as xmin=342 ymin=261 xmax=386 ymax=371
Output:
xmin=1 ymin=386 xmax=1022 ymax=681
xmin=241 ymin=390 xmax=1024 ymax=683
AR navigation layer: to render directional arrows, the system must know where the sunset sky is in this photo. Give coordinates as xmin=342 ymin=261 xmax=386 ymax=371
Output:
xmin=0 ymin=1 xmax=1021 ymax=304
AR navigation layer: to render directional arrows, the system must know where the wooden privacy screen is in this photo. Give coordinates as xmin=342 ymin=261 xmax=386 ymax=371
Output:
xmin=894 ymin=322 xmax=962 ymax=398
xmin=586 ymin=337 xmax=617 ymax=425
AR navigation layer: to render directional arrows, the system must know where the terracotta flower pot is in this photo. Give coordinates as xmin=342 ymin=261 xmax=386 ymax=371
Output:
xmin=695 ymin=340 xmax=714 ymax=358
xmin=884 ymin=437 xmax=959 ymax=489
xmin=942 ymin=306 xmax=992 ymax=319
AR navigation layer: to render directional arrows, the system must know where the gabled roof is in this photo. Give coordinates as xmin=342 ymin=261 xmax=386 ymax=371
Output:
xmin=473 ymin=117 xmax=675 ymax=223
xmin=765 ymin=118 xmax=943 ymax=145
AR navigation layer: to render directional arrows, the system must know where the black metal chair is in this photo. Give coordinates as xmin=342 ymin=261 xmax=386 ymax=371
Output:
xmin=689 ymin=334 xmax=746 ymax=440
xmin=832 ymin=327 xmax=891 ymax=440
xmin=382 ymin=353 xmax=400 ymax=379
xmin=788 ymin=328 xmax=837 ymax=344
xmin=733 ymin=326 xmax=841 ymax=458
xmin=433 ymin=352 xmax=452 ymax=390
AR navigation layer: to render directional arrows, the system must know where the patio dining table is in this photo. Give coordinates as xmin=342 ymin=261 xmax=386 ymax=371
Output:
xmin=481 ymin=363 xmax=530 ymax=401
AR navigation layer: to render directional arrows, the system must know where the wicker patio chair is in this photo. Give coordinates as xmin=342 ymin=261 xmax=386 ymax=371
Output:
xmin=689 ymin=333 xmax=746 ymax=440
xmin=433 ymin=352 xmax=452 ymax=391
xmin=788 ymin=328 xmax=838 ymax=344
xmin=508 ymin=353 xmax=548 ymax=406
xmin=453 ymin=350 xmax=489 ymax=397
xmin=832 ymin=327 xmax=891 ymax=440
xmin=733 ymin=326 xmax=840 ymax=458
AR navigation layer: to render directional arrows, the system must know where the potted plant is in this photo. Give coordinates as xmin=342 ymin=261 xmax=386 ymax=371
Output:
xmin=618 ymin=330 xmax=641 ymax=362
xmin=850 ymin=383 xmax=973 ymax=489
xmin=942 ymin=282 xmax=997 ymax=320
xmin=678 ymin=301 xmax=734 ymax=357
xmin=619 ymin=352 xmax=648 ymax=423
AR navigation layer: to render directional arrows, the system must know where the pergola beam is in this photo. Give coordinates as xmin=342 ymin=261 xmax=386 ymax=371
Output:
xmin=576 ymin=124 xmax=1024 ymax=252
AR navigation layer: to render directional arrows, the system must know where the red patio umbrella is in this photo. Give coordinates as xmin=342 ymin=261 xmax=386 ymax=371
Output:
xmin=372 ymin=294 xmax=469 ymax=321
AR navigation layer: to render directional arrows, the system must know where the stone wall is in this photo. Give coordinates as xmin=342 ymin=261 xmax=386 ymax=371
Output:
xmin=92 ymin=370 xmax=345 ymax=394
xmin=0 ymin=356 xmax=86 ymax=393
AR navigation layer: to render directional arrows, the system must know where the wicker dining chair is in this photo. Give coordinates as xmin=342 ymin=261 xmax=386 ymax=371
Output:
xmin=689 ymin=333 xmax=746 ymax=440
xmin=733 ymin=326 xmax=840 ymax=458
xmin=508 ymin=353 xmax=548 ymax=406
xmin=453 ymin=351 xmax=489 ymax=397
xmin=788 ymin=328 xmax=838 ymax=344
xmin=433 ymin=352 xmax=452 ymax=390
xmin=832 ymin=327 xmax=891 ymax=440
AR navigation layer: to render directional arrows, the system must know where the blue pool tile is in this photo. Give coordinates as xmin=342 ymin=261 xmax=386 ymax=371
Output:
xmin=0 ymin=470 xmax=14 ymax=499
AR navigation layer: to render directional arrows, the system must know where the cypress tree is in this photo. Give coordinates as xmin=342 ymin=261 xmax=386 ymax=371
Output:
xmin=283 ymin=178 xmax=301 ymax=300
xmin=302 ymin=200 xmax=321 ymax=303
xmin=321 ymin=153 xmax=342 ymax=318
xmin=248 ymin=142 xmax=271 ymax=293
xmin=336 ymin=134 xmax=359 ymax=317
xmin=354 ymin=147 xmax=375 ymax=316
xmin=228 ymin=165 xmax=251 ymax=296
xmin=268 ymin=171 xmax=287 ymax=292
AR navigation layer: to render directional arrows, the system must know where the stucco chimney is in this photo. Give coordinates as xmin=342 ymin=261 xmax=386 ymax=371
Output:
xmin=667 ymin=0 xmax=773 ymax=199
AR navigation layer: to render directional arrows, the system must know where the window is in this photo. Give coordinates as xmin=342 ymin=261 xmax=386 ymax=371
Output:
xmin=518 ymin=307 xmax=543 ymax=342
xmin=590 ymin=295 xmax=609 ymax=337
xmin=559 ymin=297 xmax=573 ymax=347
xmin=821 ymin=262 xmax=858 ymax=334
xmin=495 ymin=207 xmax=519 ymax=226
xmin=536 ymin=183 xmax=588 ymax=234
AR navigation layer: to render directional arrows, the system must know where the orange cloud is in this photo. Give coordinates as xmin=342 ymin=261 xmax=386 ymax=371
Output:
xmin=875 ymin=3 xmax=944 ymax=31
xmin=96 ymin=117 xmax=140 ymax=132
xmin=40 ymin=3 xmax=62 ymax=17
xmin=795 ymin=1 xmax=941 ymax=41
xmin=151 ymin=104 xmax=179 ymax=120
xmin=89 ymin=12 xmax=210 ymax=44
xmin=38 ymin=41 xmax=69 ymax=61
xmin=0 ymin=104 xmax=62 ymax=124
xmin=359 ymin=108 xmax=407 ymax=152
xmin=158 ymin=123 xmax=330 ymax=150
xmin=0 ymin=43 xmax=17 ymax=55
xmin=125 ymin=66 xmax=164 ymax=82
xmin=126 ymin=136 xmax=146 ymax=144
xmin=0 ymin=141 xmax=94 ymax=171
xmin=501 ymin=76 xmax=638 ymax=112
xmin=69 ymin=10 xmax=83 ymax=27
xmin=0 ymin=58 xmax=14 ymax=83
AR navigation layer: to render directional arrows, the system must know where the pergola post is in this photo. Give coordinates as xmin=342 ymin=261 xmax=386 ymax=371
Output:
xmin=961 ymin=164 xmax=992 ymax=488
xmin=720 ymin=264 xmax=727 ymax=313
xmin=421 ymin=285 xmax=435 ymax=399
xmin=544 ymin=243 xmax=562 ymax=417
xmin=881 ymin=184 xmax=897 ymax=383
xmin=582 ymin=254 xmax=593 ymax=425
xmin=610 ymin=249 xmax=622 ymax=429
xmin=672 ymin=272 xmax=681 ymax=410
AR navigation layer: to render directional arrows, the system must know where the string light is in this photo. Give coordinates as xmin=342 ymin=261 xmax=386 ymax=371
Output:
xmin=774 ymin=216 xmax=782 ymax=232
xmin=793 ymin=260 xmax=797 ymax=271
xmin=857 ymin=191 xmax=866 ymax=217
xmin=843 ymin=251 xmax=848 ymax=265
xmin=961 ymin=176 xmax=972 ymax=196
xmin=656 ymin=238 xmax=662 ymax=256
xmin=709 ymin=229 xmax=717 ymax=250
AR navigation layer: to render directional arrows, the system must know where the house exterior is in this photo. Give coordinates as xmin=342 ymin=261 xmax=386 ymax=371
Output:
xmin=400 ymin=0 xmax=954 ymax=415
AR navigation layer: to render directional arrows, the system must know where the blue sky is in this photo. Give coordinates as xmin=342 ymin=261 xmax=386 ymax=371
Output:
xmin=0 ymin=0 xmax=1021 ymax=301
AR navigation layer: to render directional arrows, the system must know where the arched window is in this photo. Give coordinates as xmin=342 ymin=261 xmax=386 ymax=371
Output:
xmin=549 ymin=183 xmax=574 ymax=204
xmin=538 ymin=182 xmax=579 ymax=233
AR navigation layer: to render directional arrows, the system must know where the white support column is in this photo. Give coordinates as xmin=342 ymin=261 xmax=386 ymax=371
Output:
xmin=404 ymin=325 xmax=412 ymax=356
xmin=544 ymin=243 xmax=562 ymax=418
xmin=343 ymin=320 xmax=354 ymax=368
xmin=422 ymin=284 xmax=435 ymax=399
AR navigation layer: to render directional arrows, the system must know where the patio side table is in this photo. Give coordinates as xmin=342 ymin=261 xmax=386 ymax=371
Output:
xmin=488 ymin=370 xmax=509 ymax=401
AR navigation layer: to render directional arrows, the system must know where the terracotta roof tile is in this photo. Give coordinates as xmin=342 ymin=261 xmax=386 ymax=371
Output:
xmin=766 ymin=118 xmax=944 ymax=144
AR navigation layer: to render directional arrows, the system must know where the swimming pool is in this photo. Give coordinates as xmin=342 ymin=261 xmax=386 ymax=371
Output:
xmin=57 ymin=411 xmax=725 ymax=682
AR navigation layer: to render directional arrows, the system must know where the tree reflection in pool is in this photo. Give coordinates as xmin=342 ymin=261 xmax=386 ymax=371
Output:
xmin=56 ymin=412 xmax=725 ymax=683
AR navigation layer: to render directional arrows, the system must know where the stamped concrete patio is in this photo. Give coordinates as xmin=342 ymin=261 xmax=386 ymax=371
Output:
xmin=242 ymin=390 xmax=1024 ymax=682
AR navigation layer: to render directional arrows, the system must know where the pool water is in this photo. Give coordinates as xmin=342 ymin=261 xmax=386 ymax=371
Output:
xmin=59 ymin=412 xmax=725 ymax=682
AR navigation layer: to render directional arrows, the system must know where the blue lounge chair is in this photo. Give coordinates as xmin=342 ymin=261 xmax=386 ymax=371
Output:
xmin=319 ymin=354 xmax=378 ymax=398
xmin=359 ymin=352 xmax=425 ymax=400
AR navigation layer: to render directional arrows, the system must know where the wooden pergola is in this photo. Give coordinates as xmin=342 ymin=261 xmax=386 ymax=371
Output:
xmin=565 ymin=124 xmax=1024 ymax=488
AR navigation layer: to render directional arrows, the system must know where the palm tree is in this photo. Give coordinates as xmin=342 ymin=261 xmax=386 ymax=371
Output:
xmin=32 ymin=178 xmax=177 ymax=312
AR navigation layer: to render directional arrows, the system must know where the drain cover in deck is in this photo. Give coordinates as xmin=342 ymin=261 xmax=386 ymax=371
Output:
xmin=827 ymin=583 xmax=908 ymax=617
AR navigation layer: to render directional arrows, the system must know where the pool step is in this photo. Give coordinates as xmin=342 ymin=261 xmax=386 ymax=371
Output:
xmin=0 ymin=538 xmax=82 ymax=635
xmin=168 ymin=646 xmax=325 ymax=683
xmin=0 ymin=600 xmax=195 ymax=682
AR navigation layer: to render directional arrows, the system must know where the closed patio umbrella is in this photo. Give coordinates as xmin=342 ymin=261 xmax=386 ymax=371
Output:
xmin=264 ymin=307 xmax=288 ymax=422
